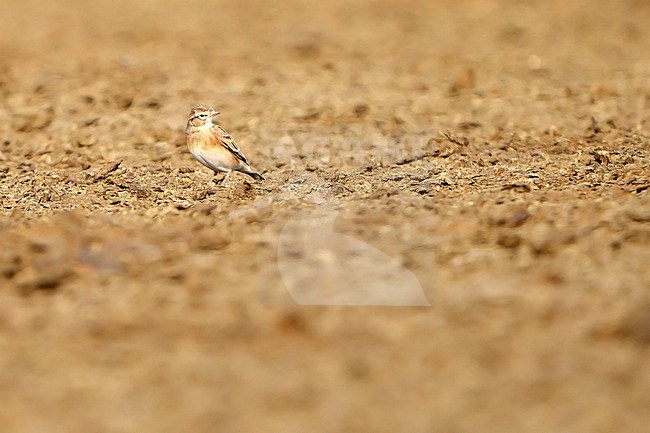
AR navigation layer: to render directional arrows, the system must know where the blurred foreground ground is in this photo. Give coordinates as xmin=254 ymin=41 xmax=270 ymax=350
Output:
xmin=0 ymin=0 xmax=649 ymax=432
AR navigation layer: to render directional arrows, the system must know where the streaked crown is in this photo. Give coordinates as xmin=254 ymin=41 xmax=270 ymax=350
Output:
xmin=186 ymin=105 xmax=221 ymax=133
xmin=189 ymin=104 xmax=220 ymax=119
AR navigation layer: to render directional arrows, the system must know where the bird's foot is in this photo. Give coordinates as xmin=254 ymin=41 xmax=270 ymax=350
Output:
xmin=212 ymin=171 xmax=232 ymax=188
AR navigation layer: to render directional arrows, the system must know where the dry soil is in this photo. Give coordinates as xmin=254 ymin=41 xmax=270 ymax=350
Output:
xmin=0 ymin=1 xmax=649 ymax=432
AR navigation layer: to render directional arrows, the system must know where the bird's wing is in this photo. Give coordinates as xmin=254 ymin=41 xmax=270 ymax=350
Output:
xmin=211 ymin=125 xmax=249 ymax=165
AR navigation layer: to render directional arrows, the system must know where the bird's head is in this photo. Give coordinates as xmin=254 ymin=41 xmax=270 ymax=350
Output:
xmin=188 ymin=105 xmax=220 ymax=127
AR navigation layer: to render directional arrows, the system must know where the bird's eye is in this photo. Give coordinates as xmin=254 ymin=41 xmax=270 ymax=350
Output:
xmin=198 ymin=114 xmax=208 ymax=119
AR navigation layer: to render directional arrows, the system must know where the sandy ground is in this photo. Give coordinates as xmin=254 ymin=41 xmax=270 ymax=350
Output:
xmin=0 ymin=0 xmax=649 ymax=432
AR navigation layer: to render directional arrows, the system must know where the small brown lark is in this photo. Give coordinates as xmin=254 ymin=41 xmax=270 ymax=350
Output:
xmin=185 ymin=105 xmax=264 ymax=186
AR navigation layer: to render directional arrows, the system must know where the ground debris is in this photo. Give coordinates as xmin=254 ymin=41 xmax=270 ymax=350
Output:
xmin=439 ymin=131 xmax=469 ymax=146
xmin=92 ymin=159 xmax=123 ymax=181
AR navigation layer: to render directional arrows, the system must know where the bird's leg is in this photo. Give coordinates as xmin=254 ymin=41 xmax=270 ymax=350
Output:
xmin=211 ymin=171 xmax=232 ymax=188
xmin=212 ymin=172 xmax=226 ymax=186
xmin=220 ymin=171 xmax=232 ymax=187
xmin=202 ymin=173 xmax=222 ymax=197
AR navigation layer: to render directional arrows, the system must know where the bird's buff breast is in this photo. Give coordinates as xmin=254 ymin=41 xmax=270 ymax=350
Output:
xmin=187 ymin=128 xmax=239 ymax=172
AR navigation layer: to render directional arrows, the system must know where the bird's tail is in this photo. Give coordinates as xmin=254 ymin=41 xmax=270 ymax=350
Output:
xmin=244 ymin=168 xmax=264 ymax=181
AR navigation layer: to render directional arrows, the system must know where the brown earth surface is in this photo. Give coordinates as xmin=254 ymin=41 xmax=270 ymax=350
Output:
xmin=1 ymin=0 xmax=649 ymax=432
